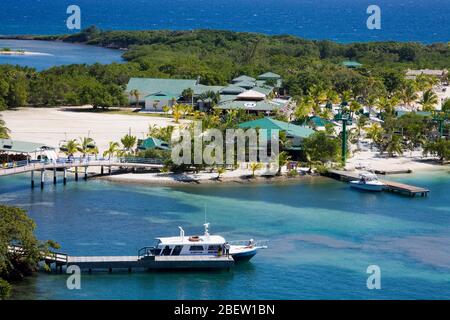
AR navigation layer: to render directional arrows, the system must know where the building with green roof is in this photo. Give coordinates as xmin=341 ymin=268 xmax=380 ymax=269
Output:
xmin=137 ymin=137 xmax=170 ymax=151
xmin=342 ymin=61 xmax=362 ymax=69
xmin=238 ymin=117 xmax=314 ymax=150
xmin=257 ymin=72 xmax=282 ymax=88
xmin=127 ymin=78 xmax=198 ymax=111
xmin=231 ymin=75 xmax=256 ymax=83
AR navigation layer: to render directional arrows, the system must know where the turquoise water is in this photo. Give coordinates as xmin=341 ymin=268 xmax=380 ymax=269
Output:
xmin=1 ymin=170 xmax=449 ymax=299
xmin=0 ymin=39 xmax=123 ymax=70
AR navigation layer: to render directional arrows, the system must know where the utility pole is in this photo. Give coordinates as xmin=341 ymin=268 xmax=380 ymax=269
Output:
xmin=334 ymin=107 xmax=353 ymax=165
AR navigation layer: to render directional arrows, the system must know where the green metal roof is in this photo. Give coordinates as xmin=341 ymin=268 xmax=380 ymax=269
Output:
xmin=127 ymin=78 xmax=198 ymax=99
xmin=252 ymin=86 xmax=274 ymax=96
xmin=193 ymin=84 xmax=223 ymax=96
xmin=232 ymin=75 xmax=256 ymax=83
xmin=342 ymin=61 xmax=362 ymax=68
xmin=307 ymin=116 xmax=334 ymax=127
xmin=257 ymin=72 xmax=281 ymax=79
xmin=238 ymin=117 xmax=315 ymax=139
xmin=0 ymin=139 xmax=55 ymax=153
xmin=220 ymin=85 xmax=246 ymax=95
xmin=137 ymin=137 xmax=170 ymax=151
xmin=234 ymin=80 xmax=256 ymax=89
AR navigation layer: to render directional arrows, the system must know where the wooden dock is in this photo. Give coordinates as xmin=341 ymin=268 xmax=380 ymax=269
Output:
xmin=65 ymin=255 xmax=235 ymax=272
xmin=327 ymin=170 xmax=430 ymax=197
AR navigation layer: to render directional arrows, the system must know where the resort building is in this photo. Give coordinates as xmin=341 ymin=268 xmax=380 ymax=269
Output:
xmin=0 ymin=139 xmax=56 ymax=163
xmin=137 ymin=137 xmax=171 ymax=151
xmin=342 ymin=60 xmax=362 ymax=69
xmin=126 ymin=78 xmax=199 ymax=111
xmin=126 ymin=72 xmax=288 ymax=114
xmin=238 ymin=117 xmax=314 ymax=152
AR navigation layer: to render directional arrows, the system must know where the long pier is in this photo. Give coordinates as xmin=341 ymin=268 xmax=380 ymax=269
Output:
xmin=0 ymin=157 xmax=163 ymax=188
xmin=327 ymin=170 xmax=430 ymax=197
xmin=9 ymin=245 xmax=234 ymax=272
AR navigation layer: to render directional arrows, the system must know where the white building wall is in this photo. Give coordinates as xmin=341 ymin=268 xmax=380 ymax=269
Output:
xmin=144 ymin=99 xmax=175 ymax=111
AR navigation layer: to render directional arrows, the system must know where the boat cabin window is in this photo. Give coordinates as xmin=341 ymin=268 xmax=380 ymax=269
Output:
xmin=207 ymin=245 xmax=220 ymax=252
xmin=189 ymin=245 xmax=204 ymax=252
xmin=171 ymin=245 xmax=183 ymax=256
xmin=162 ymin=245 xmax=172 ymax=256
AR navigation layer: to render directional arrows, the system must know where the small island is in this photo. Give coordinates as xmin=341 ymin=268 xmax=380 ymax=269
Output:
xmin=0 ymin=47 xmax=51 ymax=56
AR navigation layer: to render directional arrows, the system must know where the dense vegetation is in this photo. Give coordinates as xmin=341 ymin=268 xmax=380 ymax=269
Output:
xmin=0 ymin=205 xmax=58 ymax=299
xmin=1 ymin=27 xmax=450 ymax=110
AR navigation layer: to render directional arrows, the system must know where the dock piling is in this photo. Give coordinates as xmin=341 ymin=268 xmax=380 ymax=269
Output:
xmin=63 ymin=168 xmax=67 ymax=185
xmin=75 ymin=167 xmax=78 ymax=181
xmin=31 ymin=170 xmax=34 ymax=188
xmin=40 ymin=170 xmax=45 ymax=189
xmin=53 ymin=168 xmax=57 ymax=184
xmin=84 ymin=166 xmax=88 ymax=181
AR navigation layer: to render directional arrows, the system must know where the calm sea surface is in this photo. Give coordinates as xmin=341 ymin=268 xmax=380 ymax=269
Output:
xmin=0 ymin=0 xmax=449 ymax=43
xmin=1 ymin=170 xmax=449 ymax=299
xmin=0 ymin=39 xmax=123 ymax=70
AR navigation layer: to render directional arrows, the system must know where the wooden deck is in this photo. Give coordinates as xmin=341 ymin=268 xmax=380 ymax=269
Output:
xmin=327 ymin=170 xmax=430 ymax=197
xmin=63 ymin=255 xmax=235 ymax=272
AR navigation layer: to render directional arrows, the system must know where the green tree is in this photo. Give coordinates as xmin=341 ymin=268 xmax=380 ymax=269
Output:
xmin=419 ymin=89 xmax=438 ymax=111
xmin=103 ymin=141 xmax=120 ymax=159
xmin=0 ymin=205 xmax=58 ymax=299
xmin=302 ymin=131 xmax=340 ymax=165
xmin=61 ymin=139 xmax=79 ymax=157
xmin=0 ymin=116 xmax=9 ymax=138
xmin=423 ymin=139 xmax=450 ymax=164
xmin=121 ymin=134 xmax=137 ymax=154
xmin=78 ymin=137 xmax=96 ymax=157
xmin=249 ymin=162 xmax=263 ymax=177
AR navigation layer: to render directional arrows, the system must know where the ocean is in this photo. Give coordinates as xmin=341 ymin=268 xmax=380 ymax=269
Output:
xmin=1 ymin=170 xmax=449 ymax=299
xmin=0 ymin=0 xmax=449 ymax=43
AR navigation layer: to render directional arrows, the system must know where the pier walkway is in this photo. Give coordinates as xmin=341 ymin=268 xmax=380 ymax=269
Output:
xmin=0 ymin=157 xmax=163 ymax=188
xmin=328 ymin=170 xmax=430 ymax=197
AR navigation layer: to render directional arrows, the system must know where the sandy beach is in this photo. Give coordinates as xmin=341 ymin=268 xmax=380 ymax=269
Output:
xmin=0 ymin=106 xmax=188 ymax=152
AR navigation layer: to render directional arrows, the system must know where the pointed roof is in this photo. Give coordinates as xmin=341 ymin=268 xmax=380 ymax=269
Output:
xmin=220 ymin=85 xmax=246 ymax=95
xmin=237 ymin=89 xmax=266 ymax=100
xmin=232 ymin=75 xmax=256 ymax=83
xmin=238 ymin=117 xmax=315 ymax=139
xmin=258 ymin=72 xmax=281 ymax=79
xmin=0 ymin=139 xmax=55 ymax=153
xmin=137 ymin=137 xmax=170 ymax=151
xmin=234 ymin=80 xmax=256 ymax=89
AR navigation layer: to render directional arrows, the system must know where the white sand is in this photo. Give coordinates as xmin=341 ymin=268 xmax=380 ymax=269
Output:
xmin=0 ymin=106 xmax=188 ymax=152
xmin=346 ymin=150 xmax=448 ymax=172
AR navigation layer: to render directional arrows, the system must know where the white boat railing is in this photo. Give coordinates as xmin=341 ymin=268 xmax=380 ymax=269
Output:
xmin=228 ymin=239 xmax=269 ymax=248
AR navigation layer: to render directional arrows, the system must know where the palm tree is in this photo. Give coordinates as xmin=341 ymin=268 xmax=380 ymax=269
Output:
xmin=0 ymin=116 xmax=9 ymax=138
xmin=216 ymin=166 xmax=226 ymax=180
xmin=61 ymin=139 xmax=79 ymax=157
xmin=78 ymin=137 xmax=96 ymax=158
xmin=365 ymin=123 xmax=384 ymax=150
xmin=162 ymin=105 xmax=170 ymax=116
xmin=130 ymin=89 xmax=141 ymax=109
xmin=276 ymin=151 xmax=291 ymax=175
xmin=398 ymin=81 xmax=418 ymax=109
xmin=172 ymin=104 xmax=184 ymax=124
xmin=419 ymin=89 xmax=438 ymax=111
xmin=120 ymin=134 xmax=137 ymax=155
xmin=181 ymin=88 xmax=194 ymax=106
xmin=385 ymin=134 xmax=403 ymax=157
xmin=249 ymin=162 xmax=263 ymax=177
xmin=103 ymin=141 xmax=120 ymax=159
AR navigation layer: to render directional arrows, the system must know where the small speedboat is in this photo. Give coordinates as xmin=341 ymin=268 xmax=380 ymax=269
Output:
xmin=350 ymin=172 xmax=385 ymax=192
xmin=142 ymin=223 xmax=267 ymax=262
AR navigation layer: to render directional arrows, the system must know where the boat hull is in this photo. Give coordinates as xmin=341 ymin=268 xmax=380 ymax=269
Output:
xmin=230 ymin=246 xmax=258 ymax=262
xmin=350 ymin=181 xmax=384 ymax=192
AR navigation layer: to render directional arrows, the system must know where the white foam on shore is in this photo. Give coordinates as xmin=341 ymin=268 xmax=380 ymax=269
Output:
xmin=0 ymin=50 xmax=54 ymax=56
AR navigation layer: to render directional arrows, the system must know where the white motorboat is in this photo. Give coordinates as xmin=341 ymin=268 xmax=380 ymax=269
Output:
xmin=143 ymin=223 xmax=267 ymax=262
xmin=350 ymin=172 xmax=385 ymax=192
